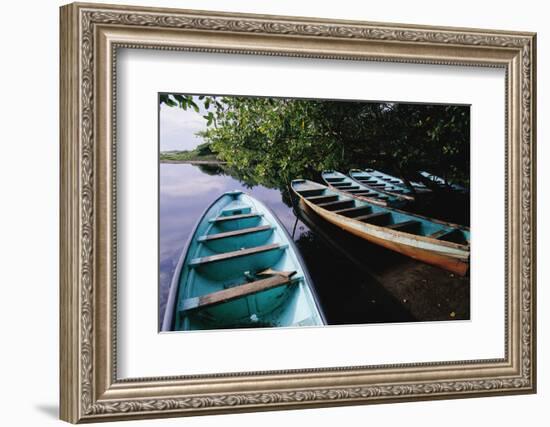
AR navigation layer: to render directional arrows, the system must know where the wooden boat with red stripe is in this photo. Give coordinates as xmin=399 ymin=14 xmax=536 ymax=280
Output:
xmin=291 ymin=179 xmax=470 ymax=276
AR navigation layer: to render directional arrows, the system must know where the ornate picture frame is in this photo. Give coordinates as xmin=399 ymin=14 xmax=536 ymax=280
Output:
xmin=60 ymin=2 xmax=536 ymax=423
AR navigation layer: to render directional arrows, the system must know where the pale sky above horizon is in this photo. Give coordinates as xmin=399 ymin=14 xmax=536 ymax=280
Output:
xmin=159 ymin=96 xmax=209 ymax=152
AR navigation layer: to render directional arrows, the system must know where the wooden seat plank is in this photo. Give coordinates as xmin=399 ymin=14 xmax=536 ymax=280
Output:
xmin=355 ymin=211 xmax=391 ymax=224
xmin=316 ymin=199 xmax=354 ymax=210
xmin=333 ymin=205 xmax=373 ymax=217
xmin=386 ymin=220 xmax=421 ymax=232
xmin=357 ymin=193 xmax=381 ymax=198
xmin=209 ymin=212 xmax=262 ymax=223
xmin=430 ymin=228 xmax=456 ymax=239
xmin=180 ymin=274 xmax=295 ymax=312
xmin=190 ymin=243 xmax=284 ymax=267
xmin=305 ymin=194 xmax=338 ymax=203
xmin=198 ymin=225 xmax=272 ymax=242
xmin=297 ymin=189 xmax=324 ymax=197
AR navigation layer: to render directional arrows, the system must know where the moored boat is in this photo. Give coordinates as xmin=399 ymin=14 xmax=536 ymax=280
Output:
xmin=349 ymin=169 xmax=417 ymax=200
xmin=365 ymin=168 xmax=431 ymax=193
xmin=419 ymin=171 xmax=468 ymax=193
xmin=291 ymin=179 xmax=470 ymax=275
xmin=321 ymin=170 xmax=408 ymax=208
xmin=162 ymin=190 xmax=325 ymax=331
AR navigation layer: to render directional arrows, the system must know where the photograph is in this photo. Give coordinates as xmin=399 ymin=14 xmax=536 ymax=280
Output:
xmin=159 ymin=94 xmax=471 ymax=332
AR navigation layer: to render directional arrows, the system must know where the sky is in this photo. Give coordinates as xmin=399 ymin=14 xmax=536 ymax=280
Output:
xmin=159 ymin=96 xmax=209 ymax=152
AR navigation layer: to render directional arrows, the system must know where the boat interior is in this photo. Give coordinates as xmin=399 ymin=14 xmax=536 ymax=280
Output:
xmin=322 ymin=170 xmax=406 ymax=207
xmin=175 ymin=193 xmax=323 ymax=330
xmin=366 ymin=168 xmax=428 ymax=189
xmin=292 ymin=179 xmax=469 ymax=246
xmin=350 ymin=169 xmax=414 ymax=195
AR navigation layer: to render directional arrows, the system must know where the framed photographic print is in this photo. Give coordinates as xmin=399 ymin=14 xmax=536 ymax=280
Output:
xmin=60 ymin=2 xmax=536 ymax=423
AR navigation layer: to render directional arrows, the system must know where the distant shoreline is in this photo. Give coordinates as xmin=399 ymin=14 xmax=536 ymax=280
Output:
xmin=160 ymin=159 xmax=227 ymax=165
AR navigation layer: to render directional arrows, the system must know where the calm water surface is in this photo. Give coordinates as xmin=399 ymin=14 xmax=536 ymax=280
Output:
xmin=159 ymin=163 xmax=469 ymax=328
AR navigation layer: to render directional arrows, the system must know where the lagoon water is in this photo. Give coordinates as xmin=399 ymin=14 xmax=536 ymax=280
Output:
xmin=159 ymin=163 xmax=469 ymax=329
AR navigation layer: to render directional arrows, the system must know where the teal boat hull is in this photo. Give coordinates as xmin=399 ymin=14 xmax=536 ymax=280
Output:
xmin=162 ymin=191 xmax=325 ymax=331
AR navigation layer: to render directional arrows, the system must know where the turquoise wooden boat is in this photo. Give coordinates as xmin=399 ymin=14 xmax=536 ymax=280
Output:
xmin=349 ymin=169 xmax=416 ymax=200
xmin=321 ymin=170 xmax=408 ymax=208
xmin=162 ymin=191 xmax=325 ymax=331
xmin=419 ymin=171 xmax=468 ymax=193
xmin=291 ymin=179 xmax=470 ymax=275
xmin=364 ymin=168 xmax=431 ymax=193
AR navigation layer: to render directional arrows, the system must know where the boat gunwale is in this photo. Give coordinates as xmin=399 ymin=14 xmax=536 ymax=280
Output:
xmin=291 ymin=180 xmax=470 ymax=253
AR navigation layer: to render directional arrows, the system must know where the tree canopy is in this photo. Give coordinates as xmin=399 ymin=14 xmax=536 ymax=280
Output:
xmin=161 ymin=94 xmax=469 ymax=191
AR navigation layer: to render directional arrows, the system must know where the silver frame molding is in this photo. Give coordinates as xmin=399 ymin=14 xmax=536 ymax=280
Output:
xmin=60 ymin=2 xmax=536 ymax=423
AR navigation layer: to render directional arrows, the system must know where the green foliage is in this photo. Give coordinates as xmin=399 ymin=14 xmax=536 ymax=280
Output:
xmin=195 ymin=142 xmax=214 ymax=157
xmin=161 ymin=93 xmax=470 ymax=191
xmin=159 ymin=94 xmax=200 ymax=112
xmin=199 ymin=97 xmax=343 ymax=188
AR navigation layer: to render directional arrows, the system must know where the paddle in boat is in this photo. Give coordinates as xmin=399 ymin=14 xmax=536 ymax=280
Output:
xmin=321 ymin=170 xmax=408 ymax=208
xmin=291 ymin=179 xmax=470 ymax=276
xmin=162 ymin=190 xmax=325 ymax=331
